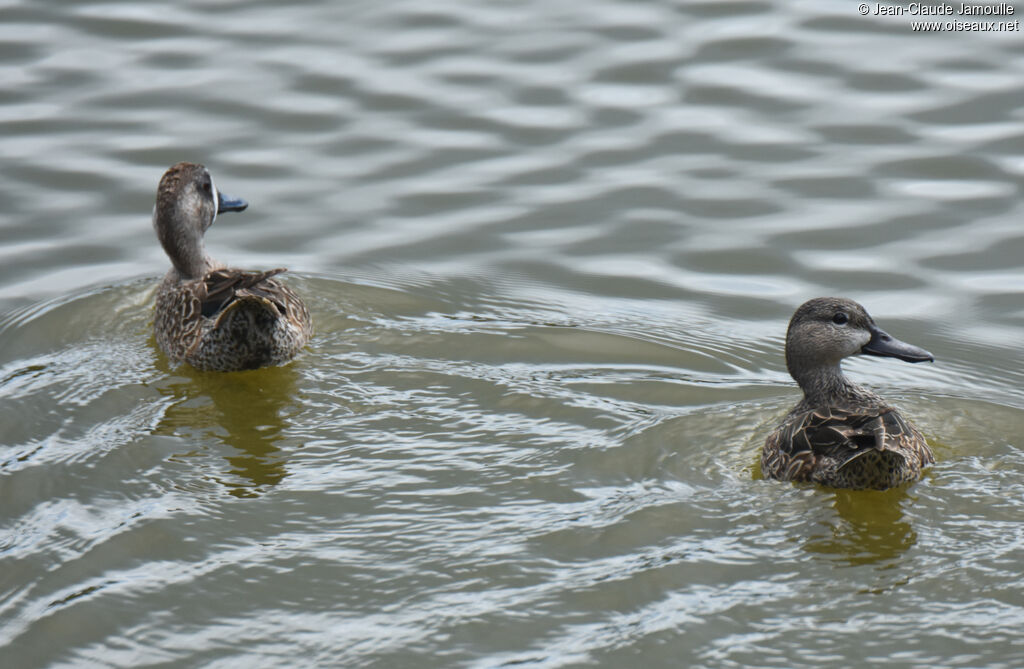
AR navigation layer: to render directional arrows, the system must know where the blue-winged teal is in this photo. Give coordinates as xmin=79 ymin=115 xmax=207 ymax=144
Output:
xmin=762 ymin=297 xmax=934 ymax=490
xmin=152 ymin=162 xmax=312 ymax=372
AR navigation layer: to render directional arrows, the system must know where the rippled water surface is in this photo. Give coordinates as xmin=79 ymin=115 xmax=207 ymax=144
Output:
xmin=2 ymin=1 xmax=1023 ymax=667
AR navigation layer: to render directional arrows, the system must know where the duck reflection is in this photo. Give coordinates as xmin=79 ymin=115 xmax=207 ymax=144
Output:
xmin=803 ymin=486 xmax=917 ymax=567
xmin=152 ymin=360 xmax=301 ymax=498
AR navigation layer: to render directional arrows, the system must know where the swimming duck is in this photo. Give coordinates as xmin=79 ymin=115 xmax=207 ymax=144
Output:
xmin=762 ymin=297 xmax=934 ymax=490
xmin=152 ymin=162 xmax=312 ymax=372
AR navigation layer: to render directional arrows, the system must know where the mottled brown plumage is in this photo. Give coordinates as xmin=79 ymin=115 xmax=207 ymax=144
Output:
xmin=152 ymin=162 xmax=312 ymax=372
xmin=762 ymin=298 xmax=934 ymax=490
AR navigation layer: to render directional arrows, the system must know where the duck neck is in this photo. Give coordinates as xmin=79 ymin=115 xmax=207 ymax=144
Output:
xmin=788 ymin=357 xmax=883 ymax=409
xmin=791 ymin=363 xmax=854 ymax=404
xmin=153 ymin=208 xmax=213 ymax=280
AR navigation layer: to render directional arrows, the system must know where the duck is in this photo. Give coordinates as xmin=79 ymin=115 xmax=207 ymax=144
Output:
xmin=761 ymin=297 xmax=934 ymax=490
xmin=152 ymin=162 xmax=312 ymax=372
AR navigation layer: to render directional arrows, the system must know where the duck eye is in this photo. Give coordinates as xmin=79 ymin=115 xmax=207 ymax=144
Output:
xmin=201 ymin=179 xmax=212 ymax=195
xmin=832 ymin=312 xmax=849 ymax=325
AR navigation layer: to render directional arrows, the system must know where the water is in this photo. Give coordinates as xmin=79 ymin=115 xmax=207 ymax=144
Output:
xmin=2 ymin=0 xmax=1023 ymax=667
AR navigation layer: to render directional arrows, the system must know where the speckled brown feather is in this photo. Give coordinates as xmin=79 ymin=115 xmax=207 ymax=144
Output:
xmin=762 ymin=297 xmax=934 ymax=490
xmin=154 ymin=268 xmax=312 ymax=372
xmin=151 ymin=163 xmax=312 ymax=372
xmin=762 ymin=404 xmax=934 ymax=489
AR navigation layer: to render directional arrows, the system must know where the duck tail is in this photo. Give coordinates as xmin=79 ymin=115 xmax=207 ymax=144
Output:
xmin=212 ymin=292 xmax=285 ymax=330
xmin=837 ymin=446 xmax=906 ymax=472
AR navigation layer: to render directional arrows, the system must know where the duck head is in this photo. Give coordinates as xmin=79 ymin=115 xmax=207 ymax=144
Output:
xmin=152 ymin=162 xmax=248 ymax=279
xmin=784 ymin=297 xmax=933 ymax=393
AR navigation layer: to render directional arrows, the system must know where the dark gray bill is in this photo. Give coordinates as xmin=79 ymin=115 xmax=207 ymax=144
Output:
xmin=862 ymin=324 xmax=934 ymax=363
xmin=217 ymin=191 xmax=248 ymax=214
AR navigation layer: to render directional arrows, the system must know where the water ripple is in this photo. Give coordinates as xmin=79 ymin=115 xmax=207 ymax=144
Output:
xmin=2 ymin=0 xmax=1023 ymax=666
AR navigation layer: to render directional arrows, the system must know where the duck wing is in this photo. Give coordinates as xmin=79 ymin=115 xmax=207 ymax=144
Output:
xmin=766 ymin=405 xmax=932 ymax=482
xmin=803 ymin=407 xmax=888 ymax=452
xmin=200 ymin=268 xmax=288 ymax=318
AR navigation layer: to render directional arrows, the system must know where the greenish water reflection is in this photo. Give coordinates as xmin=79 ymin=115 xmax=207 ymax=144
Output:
xmin=804 ymin=487 xmax=917 ymax=567
xmin=151 ymin=360 xmax=301 ymax=498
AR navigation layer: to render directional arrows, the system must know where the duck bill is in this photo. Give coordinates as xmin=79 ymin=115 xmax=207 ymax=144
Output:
xmin=861 ymin=324 xmax=934 ymax=363
xmin=217 ymin=191 xmax=248 ymax=214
